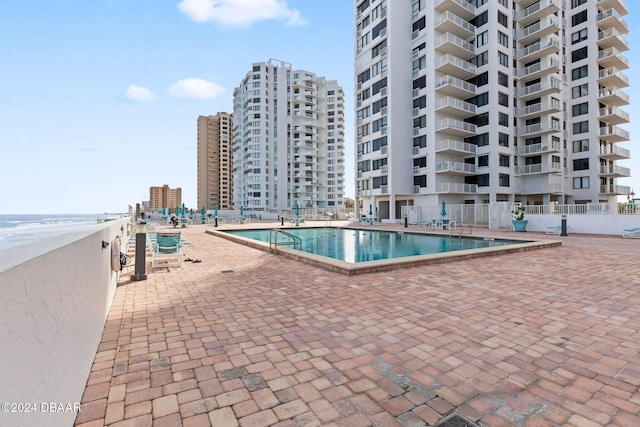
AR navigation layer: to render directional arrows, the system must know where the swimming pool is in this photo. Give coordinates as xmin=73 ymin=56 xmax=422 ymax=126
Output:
xmin=223 ymin=228 xmax=518 ymax=262
xmin=207 ymin=226 xmax=561 ymax=275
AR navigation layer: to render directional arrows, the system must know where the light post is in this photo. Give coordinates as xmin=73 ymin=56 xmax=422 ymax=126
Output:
xmin=130 ymin=221 xmax=147 ymax=281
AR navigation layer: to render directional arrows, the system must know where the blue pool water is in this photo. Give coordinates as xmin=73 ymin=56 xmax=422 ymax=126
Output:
xmin=222 ymin=227 xmax=524 ymax=264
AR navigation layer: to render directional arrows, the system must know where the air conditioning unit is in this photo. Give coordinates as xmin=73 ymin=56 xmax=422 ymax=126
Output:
xmin=413 ymin=88 xmax=420 ymax=97
xmin=380 ymin=87 xmax=387 ymax=96
xmin=413 ymin=146 xmax=420 ymax=155
xmin=413 ymin=186 xmax=421 ymax=194
xmin=413 ymin=127 xmax=420 ymax=136
xmin=413 ymin=108 xmax=420 ymax=117
xmin=380 ymin=106 xmax=388 ymax=115
xmin=381 ymin=146 xmax=387 ymax=155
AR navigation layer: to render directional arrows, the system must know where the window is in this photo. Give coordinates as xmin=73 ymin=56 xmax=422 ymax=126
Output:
xmin=371 ymin=58 xmax=387 ymax=77
xmin=472 ymin=11 xmax=488 ymax=28
xmin=498 ymin=72 xmax=508 ymax=87
xmin=372 ymin=117 xmax=387 ymax=132
xmin=413 ymin=96 xmax=426 ymax=109
xmin=573 ymin=176 xmax=589 ymax=189
xmin=412 ymin=16 xmax=425 ymax=33
xmin=372 ymin=97 xmax=388 ymax=114
xmin=357 ymin=69 xmax=370 ymax=84
xmin=571 ymin=28 xmax=588 ymax=44
xmin=468 ymin=72 xmax=488 ymax=87
xmin=571 ymin=0 xmax=587 ymax=8
xmin=572 ymin=121 xmax=589 ymax=134
xmin=572 ymin=10 xmax=587 ymax=26
xmin=471 ymin=51 xmax=488 ymax=67
xmin=498 ymin=51 xmax=509 ymax=67
xmin=497 ymin=11 xmax=508 ymax=28
xmin=413 ymin=135 xmax=426 ymax=148
xmin=477 ymin=174 xmax=490 ymax=187
xmin=498 ymin=92 xmax=509 ymax=107
xmin=572 ymin=83 xmax=588 ymax=98
xmin=572 ymin=102 xmax=589 ymax=117
xmin=478 ymin=155 xmax=489 ymax=167
xmin=571 ymin=46 xmax=588 ymax=62
xmin=498 ymin=31 xmax=509 ymax=48
xmin=371 ymin=40 xmax=387 ymax=58
xmin=372 ymin=136 xmax=387 ymax=151
xmin=573 ymin=158 xmax=590 ymax=171
xmin=476 ymin=31 xmax=488 ymax=48
xmin=465 ymin=133 xmax=489 ymax=147
xmin=498 ymin=132 xmax=509 ymax=147
xmin=413 ymin=75 xmax=426 ymax=89
xmin=372 ymin=19 xmax=387 ymax=38
xmin=499 ymin=173 xmax=510 ymax=187
xmin=412 ymin=56 xmax=426 ymax=73
xmin=413 ymin=115 xmax=426 ymax=128
xmin=371 ymin=77 xmax=387 ymax=95
xmin=466 ymin=112 xmax=489 ymax=127
xmin=499 ymin=154 xmax=510 ymax=167
xmin=414 ymin=175 xmax=427 ymax=187
xmin=466 ymin=92 xmax=488 ymax=107
xmin=412 ymin=0 xmax=425 ymax=15
xmin=573 ymin=139 xmax=589 ymax=153
xmin=499 ymin=112 xmax=509 ymax=126
xmin=372 ymin=176 xmax=387 ymax=189
xmin=571 ymin=65 xmax=588 ymax=81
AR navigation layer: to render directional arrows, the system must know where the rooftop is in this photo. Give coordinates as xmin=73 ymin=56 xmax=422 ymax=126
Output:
xmin=75 ymin=221 xmax=640 ymax=427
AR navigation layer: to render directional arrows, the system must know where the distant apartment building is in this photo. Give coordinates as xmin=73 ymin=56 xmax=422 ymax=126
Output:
xmin=232 ymin=59 xmax=346 ymax=212
xmin=149 ymin=185 xmax=182 ymax=211
xmin=197 ymin=113 xmax=234 ymax=210
xmin=354 ymin=0 xmax=631 ymax=220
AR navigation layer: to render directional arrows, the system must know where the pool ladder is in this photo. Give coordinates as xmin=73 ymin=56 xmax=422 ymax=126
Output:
xmin=451 ymin=223 xmax=472 ymax=238
xmin=269 ymin=229 xmax=302 ymax=253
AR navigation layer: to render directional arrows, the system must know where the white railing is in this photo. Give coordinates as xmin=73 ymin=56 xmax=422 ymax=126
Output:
xmin=436 ymin=96 xmax=477 ymax=114
xmin=435 ymin=75 xmax=477 ymax=93
xmin=514 ymin=121 xmax=561 ymax=136
xmin=516 ymin=16 xmax=560 ymax=40
xmin=596 ymin=9 xmax=629 ymax=33
xmin=436 ymin=118 xmax=476 ymax=134
xmin=600 ymin=165 xmax=630 ymax=176
xmin=598 ymin=87 xmax=630 ymax=103
xmin=515 ymin=36 xmax=560 ymax=59
xmin=435 ymin=139 xmax=477 ymax=154
xmin=435 ymin=183 xmax=477 ymax=193
xmin=516 ymin=99 xmax=561 ymax=116
xmin=598 ymin=28 xmax=629 ymax=49
xmin=514 ymin=77 xmax=561 ymax=97
xmin=515 ymin=162 xmax=562 ymax=174
xmin=435 ymin=161 xmax=476 ymax=173
xmin=598 ymin=67 xmax=629 ymax=86
xmin=515 ymin=139 xmax=561 ymax=155
xmin=599 ymin=125 xmax=630 ymax=140
xmin=598 ymin=107 xmax=629 ymax=122
xmin=436 ymin=33 xmax=475 ymax=55
xmin=436 ymin=54 xmax=476 ymax=74
xmin=435 ymin=0 xmax=476 ymax=15
xmin=516 ymin=0 xmax=560 ymax=21
xmin=599 ymin=144 xmax=630 ymax=158
xmin=515 ymin=57 xmax=560 ymax=78
xmin=435 ymin=11 xmax=476 ymax=34
xmin=598 ymin=47 xmax=629 ymax=67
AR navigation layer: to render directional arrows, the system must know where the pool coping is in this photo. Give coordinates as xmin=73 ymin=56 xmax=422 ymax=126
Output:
xmin=205 ymin=226 xmax=562 ymax=275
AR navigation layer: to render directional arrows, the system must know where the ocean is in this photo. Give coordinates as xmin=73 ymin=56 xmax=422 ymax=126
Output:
xmin=0 ymin=214 xmax=122 ymax=251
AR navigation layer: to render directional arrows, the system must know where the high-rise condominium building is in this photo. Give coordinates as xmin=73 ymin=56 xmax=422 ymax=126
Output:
xmin=354 ymin=0 xmax=631 ymax=220
xmin=232 ymin=59 xmax=346 ymax=212
xmin=149 ymin=185 xmax=182 ymax=211
xmin=197 ymin=113 xmax=234 ymax=210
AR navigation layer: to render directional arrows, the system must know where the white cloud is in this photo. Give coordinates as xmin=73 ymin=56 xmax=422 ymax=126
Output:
xmin=177 ymin=0 xmax=306 ymax=27
xmin=168 ymin=78 xmax=225 ymax=99
xmin=125 ymin=84 xmax=155 ymax=102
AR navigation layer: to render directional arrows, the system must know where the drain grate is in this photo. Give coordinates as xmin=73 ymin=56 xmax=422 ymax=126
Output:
xmin=434 ymin=414 xmax=479 ymax=427
xmin=221 ymin=270 xmax=234 ymax=273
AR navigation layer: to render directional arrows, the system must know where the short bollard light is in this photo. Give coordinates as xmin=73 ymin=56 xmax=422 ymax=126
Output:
xmin=561 ymin=214 xmax=568 ymax=236
xmin=131 ymin=221 xmax=148 ymax=281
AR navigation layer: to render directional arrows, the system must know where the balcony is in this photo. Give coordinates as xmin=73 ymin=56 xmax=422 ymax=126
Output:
xmin=598 ymin=125 xmax=630 ymax=142
xmin=600 ymin=164 xmax=631 ymax=177
xmin=596 ymin=9 xmax=629 ymax=34
xmin=435 ymin=54 xmax=477 ymax=79
xmin=598 ymin=107 xmax=629 ymax=125
xmin=435 ymin=32 xmax=476 ymax=60
xmin=599 ymin=184 xmax=630 ymax=195
xmin=597 ymin=0 xmax=628 ymax=15
xmin=436 ymin=182 xmax=477 ymax=193
xmin=516 ymin=0 xmax=561 ymax=26
xmin=514 ymin=120 xmax=561 ymax=137
xmin=515 ymin=139 xmax=561 ymax=156
xmin=515 ymin=98 xmax=561 ymax=118
xmin=514 ymin=77 xmax=561 ymax=100
xmin=435 ymin=161 xmax=476 ymax=175
xmin=435 ymin=139 xmax=477 ymax=155
xmin=599 ymin=144 xmax=630 ymax=160
xmin=516 ymin=16 xmax=561 ymax=44
xmin=598 ymin=67 xmax=629 ymax=88
xmin=434 ymin=0 xmax=476 ymax=20
xmin=435 ymin=96 xmax=477 ymax=118
xmin=514 ymin=57 xmax=561 ymax=80
xmin=515 ymin=162 xmax=562 ymax=175
xmin=435 ymin=75 xmax=476 ymax=98
xmin=597 ymin=47 xmax=629 ymax=70
xmin=436 ymin=118 xmax=476 ymax=137
xmin=435 ymin=11 xmax=476 ymax=39
xmin=597 ymin=28 xmax=629 ymax=52
xmin=598 ymin=87 xmax=629 ymax=106
xmin=515 ymin=36 xmax=560 ymax=62
xmin=515 ymin=182 xmax=563 ymax=195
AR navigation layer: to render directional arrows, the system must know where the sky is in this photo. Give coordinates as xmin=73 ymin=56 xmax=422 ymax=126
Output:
xmin=1 ymin=0 xmax=639 ymax=215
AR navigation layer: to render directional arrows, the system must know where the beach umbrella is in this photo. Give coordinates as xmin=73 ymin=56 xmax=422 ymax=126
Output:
xmin=176 ymin=206 xmax=180 ymax=217
xmin=214 ymin=204 xmax=218 ymax=217
xmin=181 ymin=203 xmax=185 ymax=216
xmin=201 ymin=206 xmax=206 ymax=217
xmin=441 ymin=200 xmax=447 ymax=218
xmin=167 ymin=207 xmax=171 ymax=216
xmin=240 ymin=205 xmax=244 ymax=216
xmin=295 ymin=202 xmax=300 ymax=217
xmin=369 ymin=204 xmax=373 ymax=217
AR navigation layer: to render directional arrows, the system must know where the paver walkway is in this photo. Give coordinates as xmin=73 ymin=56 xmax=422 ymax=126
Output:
xmin=74 ymin=222 xmax=640 ymax=427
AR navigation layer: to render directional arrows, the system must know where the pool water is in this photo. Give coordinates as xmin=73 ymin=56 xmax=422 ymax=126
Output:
xmin=222 ymin=227 xmax=523 ymax=264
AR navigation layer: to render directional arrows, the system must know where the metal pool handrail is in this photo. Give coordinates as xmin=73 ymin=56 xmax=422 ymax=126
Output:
xmin=269 ymin=229 xmax=302 ymax=253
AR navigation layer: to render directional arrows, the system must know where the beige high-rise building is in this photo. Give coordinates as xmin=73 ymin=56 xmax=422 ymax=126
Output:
xmin=149 ymin=185 xmax=182 ymax=212
xmin=197 ymin=113 xmax=234 ymax=210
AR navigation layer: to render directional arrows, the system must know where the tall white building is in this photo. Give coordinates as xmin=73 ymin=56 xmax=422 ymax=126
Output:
xmin=233 ymin=59 xmax=346 ymax=212
xmin=354 ymin=0 xmax=631 ymax=220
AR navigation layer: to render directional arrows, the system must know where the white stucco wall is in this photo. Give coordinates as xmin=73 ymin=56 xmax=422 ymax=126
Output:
xmin=0 ymin=218 xmax=128 ymax=427
xmin=522 ymin=214 xmax=638 ymax=235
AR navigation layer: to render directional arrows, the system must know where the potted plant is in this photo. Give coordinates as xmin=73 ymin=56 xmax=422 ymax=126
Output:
xmin=511 ymin=205 xmax=528 ymax=232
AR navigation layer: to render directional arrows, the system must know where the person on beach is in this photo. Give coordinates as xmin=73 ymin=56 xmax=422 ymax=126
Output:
xmin=171 ymin=216 xmax=178 ymax=228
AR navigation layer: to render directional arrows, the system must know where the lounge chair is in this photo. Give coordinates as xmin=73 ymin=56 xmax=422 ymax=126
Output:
xmin=546 ymin=225 xmax=562 ymax=235
xmin=622 ymin=227 xmax=640 ymax=238
xmin=152 ymin=234 xmax=183 ymax=268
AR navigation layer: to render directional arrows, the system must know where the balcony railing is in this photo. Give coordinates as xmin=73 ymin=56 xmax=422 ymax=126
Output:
xmin=435 ymin=161 xmax=476 ymax=174
xmin=600 ymin=165 xmax=630 ymax=176
xmin=600 ymin=184 xmax=630 ymax=195
xmin=598 ymin=67 xmax=629 ymax=86
xmin=436 ymin=54 xmax=477 ymax=75
xmin=514 ymin=77 xmax=561 ymax=98
xmin=515 ymin=162 xmax=562 ymax=175
xmin=435 ymin=139 xmax=477 ymax=154
xmin=599 ymin=125 xmax=630 ymax=140
xmin=516 ymin=0 xmax=561 ymax=21
xmin=514 ymin=121 xmax=561 ymax=136
xmin=516 ymin=99 xmax=561 ymax=116
xmin=515 ymin=58 xmax=560 ymax=79
xmin=599 ymin=144 xmax=630 ymax=158
xmin=515 ymin=36 xmax=560 ymax=60
xmin=596 ymin=8 xmax=629 ymax=34
xmin=436 ymin=183 xmax=477 ymax=193
xmin=597 ymin=47 xmax=629 ymax=68
xmin=515 ymin=139 xmax=561 ymax=155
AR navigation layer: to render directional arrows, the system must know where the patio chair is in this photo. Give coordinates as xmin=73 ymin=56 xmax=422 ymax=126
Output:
xmin=622 ymin=227 xmax=640 ymax=238
xmin=152 ymin=234 xmax=183 ymax=268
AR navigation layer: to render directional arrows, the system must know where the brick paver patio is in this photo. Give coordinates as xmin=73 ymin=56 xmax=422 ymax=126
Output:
xmin=75 ymin=222 xmax=640 ymax=426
